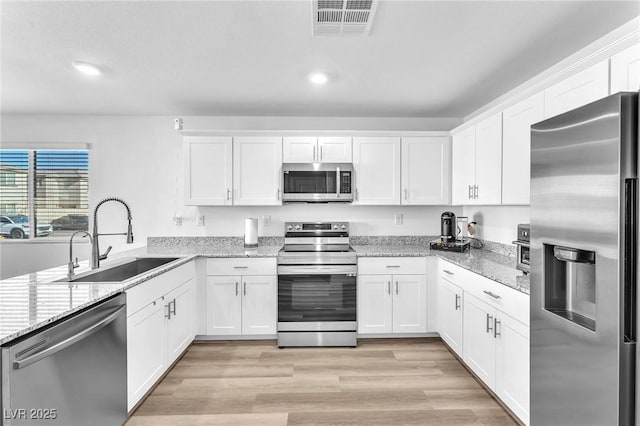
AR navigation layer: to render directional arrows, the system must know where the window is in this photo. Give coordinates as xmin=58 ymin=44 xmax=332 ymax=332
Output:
xmin=0 ymin=149 xmax=89 ymax=239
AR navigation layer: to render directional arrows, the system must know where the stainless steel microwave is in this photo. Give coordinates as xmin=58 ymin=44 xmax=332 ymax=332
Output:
xmin=282 ymin=163 xmax=353 ymax=203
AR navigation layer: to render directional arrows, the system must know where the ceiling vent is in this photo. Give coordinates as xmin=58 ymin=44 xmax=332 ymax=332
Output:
xmin=313 ymin=0 xmax=378 ymax=36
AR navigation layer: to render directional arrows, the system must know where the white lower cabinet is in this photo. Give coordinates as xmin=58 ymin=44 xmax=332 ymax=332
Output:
xmin=437 ymin=270 xmax=464 ymax=356
xmin=126 ymin=261 xmax=196 ymax=411
xmin=357 ymin=257 xmax=427 ymax=335
xmin=206 ymin=258 xmax=277 ymax=336
xmin=438 ymin=259 xmax=529 ymax=425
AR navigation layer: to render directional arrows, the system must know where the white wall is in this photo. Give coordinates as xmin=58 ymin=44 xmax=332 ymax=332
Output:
xmin=0 ymin=114 xmax=460 ymax=278
xmin=462 ymin=205 xmax=529 ymax=245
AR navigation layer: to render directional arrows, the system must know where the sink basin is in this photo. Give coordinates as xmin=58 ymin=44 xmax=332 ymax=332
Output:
xmin=62 ymin=257 xmax=180 ymax=283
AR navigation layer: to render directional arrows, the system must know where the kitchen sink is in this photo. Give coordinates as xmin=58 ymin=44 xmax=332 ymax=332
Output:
xmin=60 ymin=257 xmax=180 ymax=283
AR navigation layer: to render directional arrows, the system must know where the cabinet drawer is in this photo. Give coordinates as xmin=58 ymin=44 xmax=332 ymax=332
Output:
xmin=439 ymin=259 xmax=529 ymax=326
xmin=207 ymin=257 xmax=276 ymax=276
xmin=358 ymin=257 xmax=427 ymax=275
xmin=127 ymin=261 xmax=195 ymax=317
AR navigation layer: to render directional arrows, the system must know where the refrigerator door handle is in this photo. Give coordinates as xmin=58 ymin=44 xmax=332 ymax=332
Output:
xmin=623 ymin=178 xmax=637 ymax=343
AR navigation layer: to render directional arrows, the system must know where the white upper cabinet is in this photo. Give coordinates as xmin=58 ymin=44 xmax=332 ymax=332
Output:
xmin=474 ymin=113 xmax=502 ymax=205
xmin=233 ymin=136 xmax=283 ymax=205
xmin=282 ymin=137 xmax=317 ymax=163
xmin=611 ymin=43 xmax=640 ymax=93
xmin=544 ymin=59 xmax=609 ymax=118
xmin=451 ymin=126 xmax=476 ymax=205
xmin=283 ymin=136 xmax=352 ymax=163
xmin=353 ymin=137 xmax=401 ymax=205
xmin=401 ymin=136 xmax=451 ymax=205
xmin=451 ymin=113 xmax=502 ymax=205
xmin=502 ymin=92 xmax=545 ymax=205
xmin=318 ymin=137 xmax=352 ymax=163
xmin=184 ymin=136 xmax=233 ymax=206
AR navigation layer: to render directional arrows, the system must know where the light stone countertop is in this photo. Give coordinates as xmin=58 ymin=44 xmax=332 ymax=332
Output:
xmin=1 ymin=237 xmax=528 ymax=345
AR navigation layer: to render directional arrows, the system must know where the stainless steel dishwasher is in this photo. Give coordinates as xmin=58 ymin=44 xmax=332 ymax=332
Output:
xmin=1 ymin=293 xmax=127 ymax=426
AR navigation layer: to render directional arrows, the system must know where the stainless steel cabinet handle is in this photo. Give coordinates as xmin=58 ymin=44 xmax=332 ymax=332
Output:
xmin=336 ymin=167 xmax=340 ymax=196
xmin=494 ymin=318 xmax=501 ymax=338
xmin=233 ymin=266 xmax=248 ymax=269
xmin=313 ymin=145 xmax=317 ymax=162
xmin=355 ymin=188 xmax=358 ymax=201
xmin=455 ymin=294 xmax=461 ymax=310
xmin=171 ymin=298 xmax=177 ymax=316
xmin=243 ymin=282 xmax=247 ymax=296
xmin=277 ymin=189 xmax=281 ymax=200
xmin=468 ymin=185 xmax=473 ymax=199
xmin=235 ymin=282 xmax=239 ymax=296
xmin=443 ymin=270 xmax=454 ymax=276
xmin=386 ymin=265 xmax=400 ymax=268
xmin=404 ymin=188 xmax=408 ymax=200
xmin=165 ymin=303 xmax=171 ymax=320
xmin=320 ymin=145 xmax=323 ymax=161
xmin=395 ymin=281 xmax=399 ymax=295
xmin=483 ymin=290 xmax=501 ymax=299
xmin=12 ymin=305 xmax=125 ymax=370
xmin=387 ymin=281 xmax=391 ymax=295
xmin=227 ymin=188 xmax=231 ymax=200
xmin=474 ymin=185 xmax=478 ymax=199
xmin=486 ymin=313 xmax=493 ymax=333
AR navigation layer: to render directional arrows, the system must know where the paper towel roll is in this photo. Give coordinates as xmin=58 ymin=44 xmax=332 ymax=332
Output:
xmin=244 ymin=218 xmax=258 ymax=248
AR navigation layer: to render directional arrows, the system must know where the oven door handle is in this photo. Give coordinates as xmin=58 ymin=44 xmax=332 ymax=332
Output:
xmin=277 ymin=265 xmax=357 ymax=275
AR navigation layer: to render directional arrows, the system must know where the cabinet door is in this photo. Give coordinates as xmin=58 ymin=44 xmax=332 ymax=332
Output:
xmin=463 ymin=293 xmax=497 ymax=389
xmin=437 ymin=276 xmax=464 ymax=355
xmin=401 ymin=137 xmax=451 ymax=205
xmin=392 ymin=274 xmax=427 ymax=333
xmin=283 ymin=137 xmax=317 ymax=163
xmin=357 ymin=275 xmax=393 ymax=334
xmin=502 ymin=92 xmax=545 ymax=205
xmin=611 ymin=43 xmax=640 ymax=93
xmin=165 ymin=279 xmax=195 ymax=365
xmin=474 ymin=113 xmax=502 ymax=205
xmin=318 ymin=137 xmax=352 ymax=163
xmin=241 ymin=275 xmax=277 ymax=335
xmin=127 ymin=300 xmax=165 ymax=411
xmin=233 ymin=136 xmax=283 ymax=205
xmin=451 ymin=126 xmax=476 ymax=205
xmin=206 ymin=275 xmax=242 ymax=335
xmin=353 ymin=137 xmax=401 ymax=205
xmin=544 ymin=60 xmax=609 ymax=118
xmin=496 ymin=313 xmax=530 ymax=425
xmin=184 ymin=136 xmax=232 ymax=206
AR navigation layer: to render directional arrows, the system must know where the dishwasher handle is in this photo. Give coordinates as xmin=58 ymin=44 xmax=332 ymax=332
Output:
xmin=13 ymin=304 xmax=125 ymax=370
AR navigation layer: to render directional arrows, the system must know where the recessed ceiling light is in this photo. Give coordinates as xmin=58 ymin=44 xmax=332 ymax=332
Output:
xmin=72 ymin=61 xmax=102 ymax=76
xmin=308 ymin=72 xmax=329 ymax=85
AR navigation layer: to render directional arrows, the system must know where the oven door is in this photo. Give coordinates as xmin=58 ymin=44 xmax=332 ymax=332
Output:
xmin=282 ymin=164 xmax=353 ymax=202
xmin=277 ymin=265 xmax=356 ymax=330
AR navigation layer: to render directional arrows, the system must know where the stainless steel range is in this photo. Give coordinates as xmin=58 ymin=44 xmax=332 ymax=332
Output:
xmin=277 ymin=221 xmax=357 ymax=347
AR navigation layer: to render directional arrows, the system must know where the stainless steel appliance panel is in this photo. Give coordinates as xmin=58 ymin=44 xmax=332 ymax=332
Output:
xmin=530 ymin=92 xmax=638 ymax=425
xmin=1 ymin=294 xmax=127 ymax=426
xmin=283 ymin=163 xmax=353 ymax=203
xmin=276 ymin=331 xmax=357 ymax=347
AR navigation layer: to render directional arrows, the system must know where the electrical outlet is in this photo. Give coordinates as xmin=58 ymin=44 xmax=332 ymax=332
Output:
xmin=197 ymin=215 xmax=205 ymax=226
xmin=173 ymin=216 xmax=183 ymax=226
xmin=394 ymin=213 xmax=404 ymax=225
xmin=262 ymin=215 xmax=271 ymax=226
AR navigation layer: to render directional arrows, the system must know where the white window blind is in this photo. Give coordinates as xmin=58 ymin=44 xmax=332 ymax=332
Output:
xmin=0 ymin=149 xmax=89 ymax=239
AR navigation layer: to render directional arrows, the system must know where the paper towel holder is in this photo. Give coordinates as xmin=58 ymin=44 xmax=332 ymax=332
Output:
xmin=244 ymin=217 xmax=259 ymax=248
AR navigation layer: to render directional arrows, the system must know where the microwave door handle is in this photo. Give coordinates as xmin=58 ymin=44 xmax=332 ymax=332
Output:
xmin=336 ymin=167 xmax=340 ymax=197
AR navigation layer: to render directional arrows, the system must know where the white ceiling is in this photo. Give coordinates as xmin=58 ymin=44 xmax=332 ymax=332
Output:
xmin=1 ymin=1 xmax=638 ymax=118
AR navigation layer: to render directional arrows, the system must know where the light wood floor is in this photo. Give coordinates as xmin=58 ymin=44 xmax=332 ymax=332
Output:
xmin=126 ymin=338 xmax=517 ymax=426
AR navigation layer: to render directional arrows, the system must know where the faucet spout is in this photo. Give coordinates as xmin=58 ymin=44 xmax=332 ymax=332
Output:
xmin=68 ymin=231 xmax=92 ymax=280
xmin=91 ymin=197 xmax=134 ymax=269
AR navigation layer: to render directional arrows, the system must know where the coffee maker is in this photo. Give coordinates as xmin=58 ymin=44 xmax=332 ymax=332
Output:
xmin=440 ymin=211 xmax=456 ymax=242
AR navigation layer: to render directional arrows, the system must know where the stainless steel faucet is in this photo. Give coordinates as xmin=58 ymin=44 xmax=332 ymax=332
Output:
xmin=68 ymin=231 xmax=93 ymax=280
xmin=92 ymin=197 xmax=133 ymax=269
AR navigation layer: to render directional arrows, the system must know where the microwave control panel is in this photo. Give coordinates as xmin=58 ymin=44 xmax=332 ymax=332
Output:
xmin=340 ymin=171 xmax=352 ymax=193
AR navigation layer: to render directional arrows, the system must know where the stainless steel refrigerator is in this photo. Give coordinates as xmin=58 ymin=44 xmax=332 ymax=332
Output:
xmin=530 ymin=91 xmax=638 ymax=425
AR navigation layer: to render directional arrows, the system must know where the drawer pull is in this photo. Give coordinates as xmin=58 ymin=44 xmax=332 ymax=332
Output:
xmin=386 ymin=265 xmax=401 ymax=268
xmin=233 ymin=266 xmax=248 ymax=269
xmin=443 ymin=270 xmax=454 ymax=276
xmin=483 ymin=290 xmax=501 ymax=299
